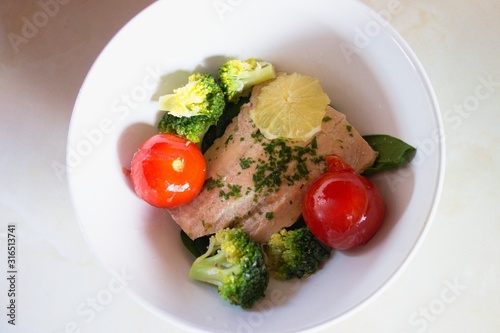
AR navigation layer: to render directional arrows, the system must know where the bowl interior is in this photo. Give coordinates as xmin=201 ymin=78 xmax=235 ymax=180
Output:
xmin=67 ymin=1 xmax=444 ymax=332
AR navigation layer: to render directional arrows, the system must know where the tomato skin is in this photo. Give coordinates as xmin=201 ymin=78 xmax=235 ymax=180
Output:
xmin=302 ymin=156 xmax=385 ymax=250
xmin=130 ymin=133 xmax=206 ymax=208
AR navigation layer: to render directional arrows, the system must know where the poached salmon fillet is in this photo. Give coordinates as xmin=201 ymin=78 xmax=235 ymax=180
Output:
xmin=168 ymin=78 xmax=377 ymax=243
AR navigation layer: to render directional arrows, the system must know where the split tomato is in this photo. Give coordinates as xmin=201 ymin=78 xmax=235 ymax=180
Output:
xmin=130 ymin=133 xmax=206 ymax=208
xmin=302 ymin=156 xmax=385 ymax=250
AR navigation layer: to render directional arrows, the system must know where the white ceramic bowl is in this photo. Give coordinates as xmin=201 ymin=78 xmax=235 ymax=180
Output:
xmin=67 ymin=0 xmax=445 ymax=332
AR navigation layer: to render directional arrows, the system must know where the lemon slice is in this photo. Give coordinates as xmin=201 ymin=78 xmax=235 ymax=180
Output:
xmin=250 ymin=73 xmax=330 ymax=141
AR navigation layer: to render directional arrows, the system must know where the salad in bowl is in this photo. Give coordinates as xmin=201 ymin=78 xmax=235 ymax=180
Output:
xmin=67 ymin=1 xmax=444 ymax=332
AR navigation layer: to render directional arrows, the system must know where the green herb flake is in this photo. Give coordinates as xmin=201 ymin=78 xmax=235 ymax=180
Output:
xmin=225 ymin=134 xmax=234 ymax=146
xmin=311 ymin=136 xmax=318 ymax=149
xmin=265 ymin=212 xmax=274 ymax=220
xmin=346 ymin=124 xmax=353 ymax=137
xmin=205 ymin=177 xmax=224 ymax=191
xmin=239 ymin=157 xmax=255 ymax=169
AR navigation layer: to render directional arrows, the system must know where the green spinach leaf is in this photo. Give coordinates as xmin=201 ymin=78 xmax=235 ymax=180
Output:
xmin=362 ymin=134 xmax=416 ymax=176
xmin=201 ymin=96 xmax=249 ymax=153
xmin=180 ymin=230 xmax=210 ymax=258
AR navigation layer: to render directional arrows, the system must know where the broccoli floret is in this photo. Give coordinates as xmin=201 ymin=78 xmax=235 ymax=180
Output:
xmin=263 ymin=227 xmax=332 ymax=281
xmin=158 ymin=113 xmax=212 ymax=144
xmin=189 ymin=228 xmax=269 ymax=309
xmin=158 ymin=73 xmax=225 ymax=143
xmin=218 ymin=58 xmax=276 ymax=103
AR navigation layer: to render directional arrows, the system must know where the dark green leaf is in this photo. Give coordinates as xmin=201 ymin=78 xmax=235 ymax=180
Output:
xmin=180 ymin=230 xmax=210 ymax=258
xmin=201 ymin=96 xmax=249 ymax=153
xmin=362 ymin=134 xmax=416 ymax=176
xmin=288 ymin=215 xmax=307 ymax=230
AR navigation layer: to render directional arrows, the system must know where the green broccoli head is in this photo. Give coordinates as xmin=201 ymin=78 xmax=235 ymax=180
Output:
xmin=218 ymin=58 xmax=276 ymax=103
xmin=188 ymin=228 xmax=269 ymax=309
xmin=264 ymin=227 xmax=332 ymax=281
xmin=158 ymin=73 xmax=225 ymax=143
xmin=158 ymin=112 xmax=212 ymax=143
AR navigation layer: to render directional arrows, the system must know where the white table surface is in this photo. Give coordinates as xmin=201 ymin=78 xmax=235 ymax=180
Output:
xmin=1 ymin=0 xmax=499 ymax=332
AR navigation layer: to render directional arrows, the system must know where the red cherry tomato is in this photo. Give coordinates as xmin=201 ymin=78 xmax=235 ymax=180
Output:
xmin=130 ymin=133 xmax=206 ymax=208
xmin=302 ymin=156 xmax=385 ymax=250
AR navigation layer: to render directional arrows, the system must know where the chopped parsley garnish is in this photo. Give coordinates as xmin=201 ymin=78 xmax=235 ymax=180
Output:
xmin=206 ymin=130 xmax=324 ymax=203
xmin=225 ymin=134 xmax=234 ymax=145
xmin=252 ymin=138 xmax=319 ymax=195
xmin=311 ymin=136 xmax=318 ymax=149
xmin=239 ymin=157 xmax=255 ymax=169
xmin=205 ymin=177 xmax=224 ymax=190
xmin=219 ymin=184 xmax=242 ymax=200
xmin=346 ymin=124 xmax=353 ymax=137
xmin=206 ymin=176 xmax=243 ymax=201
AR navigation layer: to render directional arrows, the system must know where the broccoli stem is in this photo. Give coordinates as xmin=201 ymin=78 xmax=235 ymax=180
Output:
xmin=189 ymin=249 xmax=238 ymax=287
xmin=241 ymin=64 xmax=276 ymax=90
